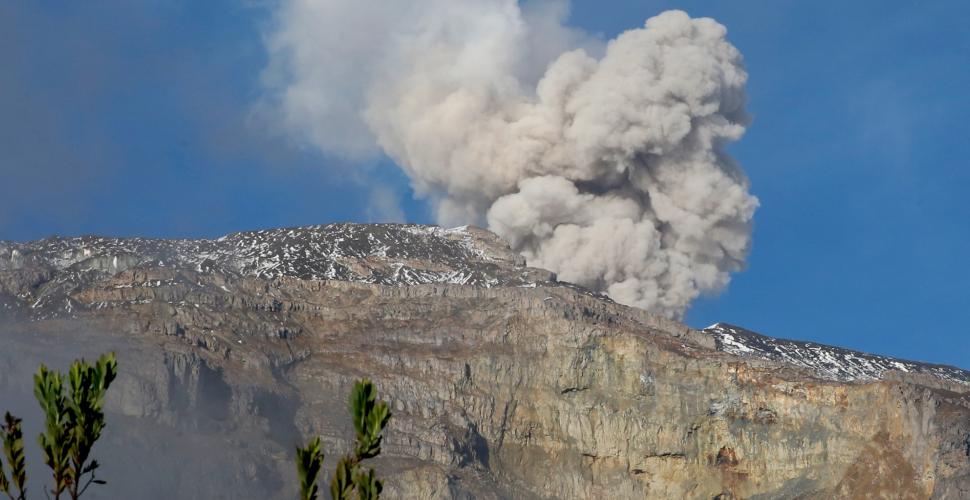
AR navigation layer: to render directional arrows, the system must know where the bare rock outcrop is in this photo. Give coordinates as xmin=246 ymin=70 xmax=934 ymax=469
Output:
xmin=0 ymin=224 xmax=968 ymax=499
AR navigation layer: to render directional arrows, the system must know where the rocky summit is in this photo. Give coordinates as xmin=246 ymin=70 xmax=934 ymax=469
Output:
xmin=0 ymin=223 xmax=968 ymax=499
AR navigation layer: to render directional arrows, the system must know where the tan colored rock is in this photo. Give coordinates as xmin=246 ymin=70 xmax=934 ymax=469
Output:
xmin=0 ymin=224 xmax=968 ymax=499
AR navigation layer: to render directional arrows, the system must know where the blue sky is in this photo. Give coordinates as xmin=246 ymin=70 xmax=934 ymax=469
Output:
xmin=2 ymin=1 xmax=968 ymax=367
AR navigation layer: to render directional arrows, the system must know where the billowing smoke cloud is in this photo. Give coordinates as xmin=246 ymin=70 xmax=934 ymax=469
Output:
xmin=261 ymin=0 xmax=758 ymax=318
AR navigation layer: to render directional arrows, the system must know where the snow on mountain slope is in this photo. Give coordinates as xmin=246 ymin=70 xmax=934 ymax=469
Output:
xmin=0 ymin=223 xmax=552 ymax=288
xmin=2 ymin=223 xmax=966 ymax=389
xmin=705 ymin=323 xmax=970 ymax=386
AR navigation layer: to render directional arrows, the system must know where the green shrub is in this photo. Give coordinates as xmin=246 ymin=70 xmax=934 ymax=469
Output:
xmin=1 ymin=412 xmax=27 ymax=500
xmin=296 ymin=379 xmax=392 ymax=500
xmin=4 ymin=356 xmax=393 ymax=500
xmin=1 ymin=352 xmax=117 ymax=500
xmin=296 ymin=436 xmax=324 ymax=500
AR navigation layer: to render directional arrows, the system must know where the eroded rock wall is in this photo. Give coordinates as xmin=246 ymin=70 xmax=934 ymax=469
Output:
xmin=1 ymin=225 xmax=968 ymax=498
xmin=2 ymin=278 xmax=968 ymax=499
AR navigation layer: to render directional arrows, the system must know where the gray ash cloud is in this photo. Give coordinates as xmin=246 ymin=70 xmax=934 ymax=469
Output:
xmin=261 ymin=2 xmax=757 ymax=318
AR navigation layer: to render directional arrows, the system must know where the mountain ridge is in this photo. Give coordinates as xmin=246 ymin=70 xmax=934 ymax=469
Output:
xmin=706 ymin=322 xmax=970 ymax=386
xmin=2 ymin=223 xmax=966 ymax=384
xmin=1 ymin=223 xmax=969 ymax=498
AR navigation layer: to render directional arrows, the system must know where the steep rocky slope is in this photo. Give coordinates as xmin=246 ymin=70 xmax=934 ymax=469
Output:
xmin=0 ymin=224 xmax=968 ymax=499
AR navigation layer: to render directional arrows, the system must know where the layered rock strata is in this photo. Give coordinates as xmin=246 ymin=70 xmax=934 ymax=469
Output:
xmin=0 ymin=224 xmax=967 ymax=499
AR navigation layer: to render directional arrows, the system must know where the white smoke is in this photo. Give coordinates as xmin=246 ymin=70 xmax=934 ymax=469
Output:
xmin=262 ymin=1 xmax=758 ymax=318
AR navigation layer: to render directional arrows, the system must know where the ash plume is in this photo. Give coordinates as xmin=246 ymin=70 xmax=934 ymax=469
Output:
xmin=261 ymin=1 xmax=758 ymax=318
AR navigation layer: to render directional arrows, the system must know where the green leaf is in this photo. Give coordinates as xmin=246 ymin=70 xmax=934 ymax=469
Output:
xmin=330 ymin=456 xmax=357 ymax=500
xmin=82 ymin=459 xmax=100 ymax=474
xmin=349 ymin=379 xmax=392 ymax=460
xmin=295 ymin=436 xmax=324 ymax=500
xmin=32 ymin=351 xmax=118 ymax=499
xmin=34 ymin=363 xmax=71 ymax=496
xmin=353 ymin=467 xmax=382 ymax=500
xmin=2 ymin=412 xmax=27 ymax=499
xmin=0 ymin=458 xmax=9 ymax=497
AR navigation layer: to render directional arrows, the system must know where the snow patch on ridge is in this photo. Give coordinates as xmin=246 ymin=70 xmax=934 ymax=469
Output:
xmin=0 ymin=223 xmax=549 ymax=289
xmin=705 ymin=323 xmax=970 ymax=386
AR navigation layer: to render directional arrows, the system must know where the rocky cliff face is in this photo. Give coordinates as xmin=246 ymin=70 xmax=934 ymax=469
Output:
xmin=0 ymin=224 xmax=968 ymax=499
